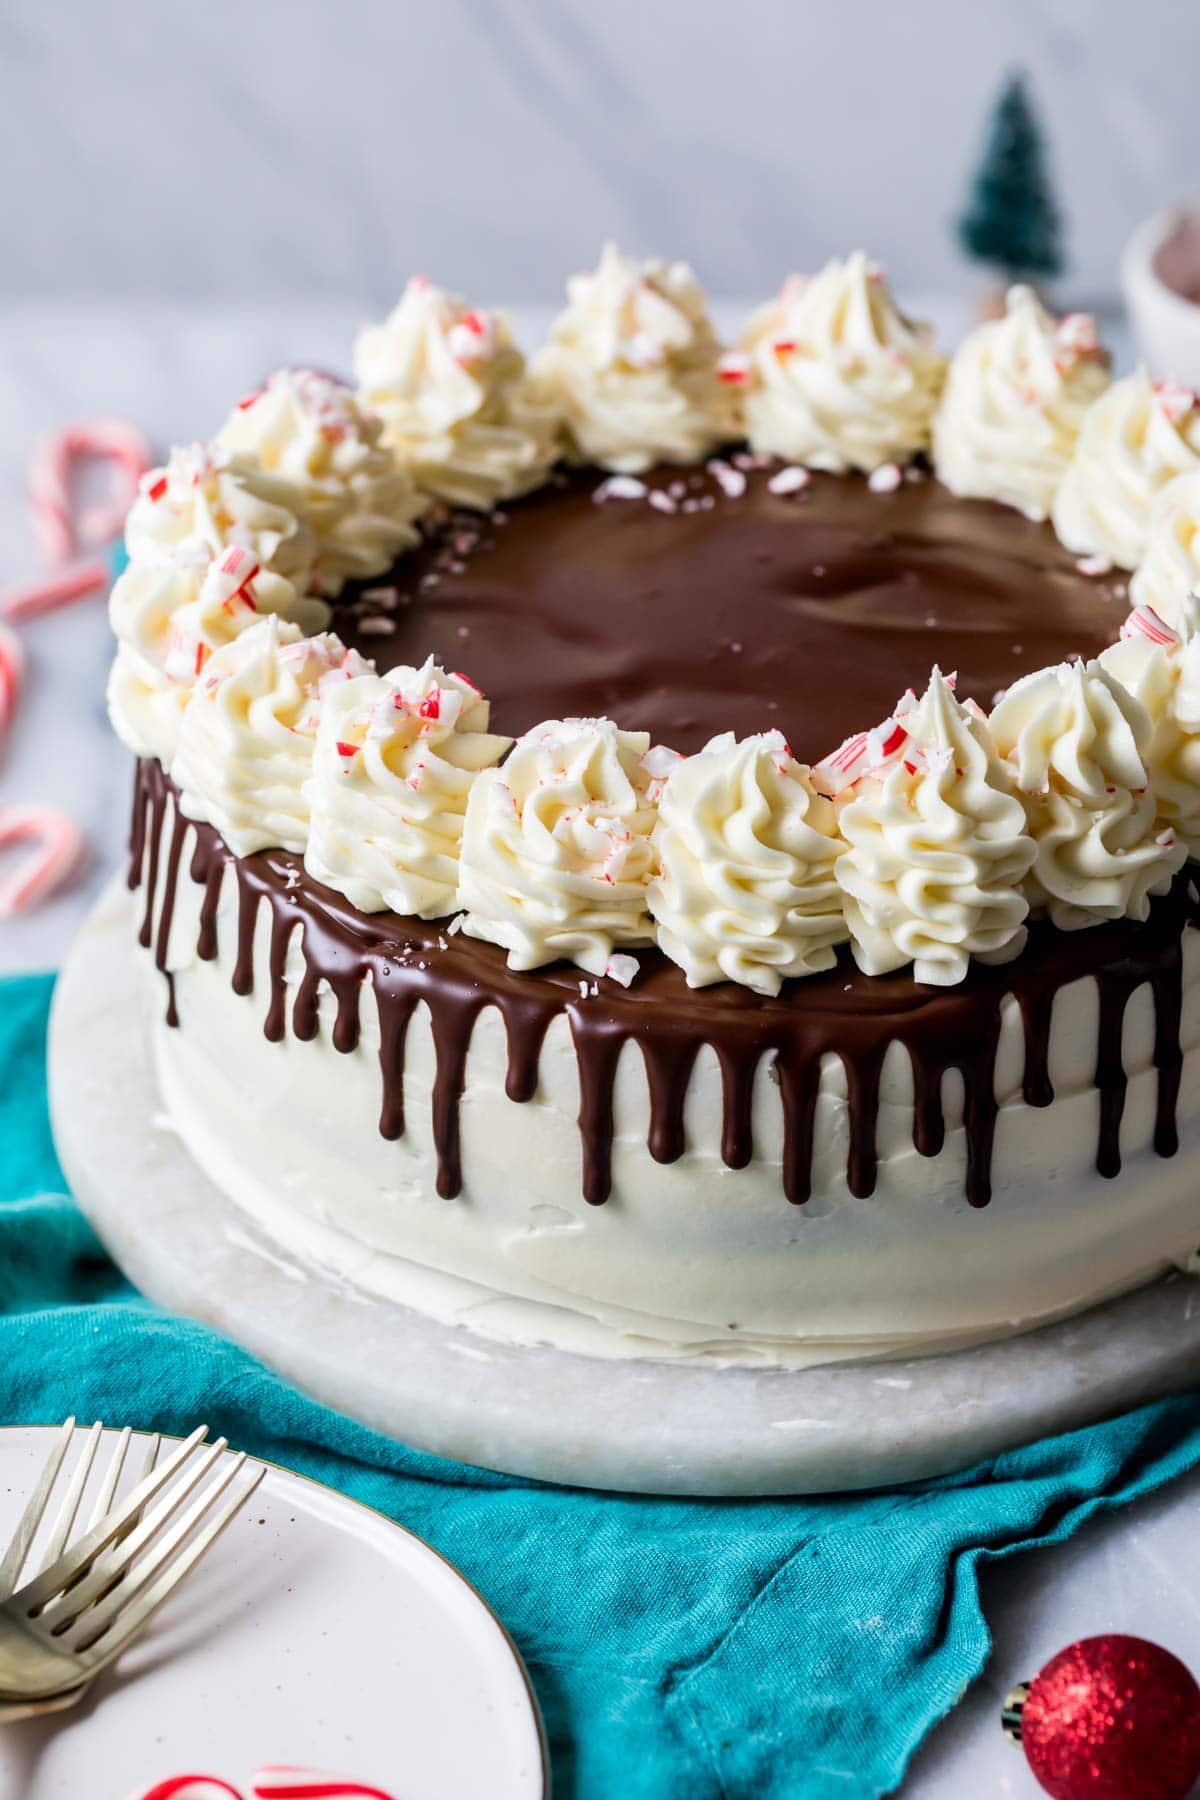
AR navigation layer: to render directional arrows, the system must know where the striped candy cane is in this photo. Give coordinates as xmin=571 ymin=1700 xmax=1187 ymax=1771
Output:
xmin=252 ymin=1769 xmax=398 ymax=1799
xmin=28 ymin=418 xmax=153 ymax=563
xmin=0 ymin=621 xmax=23 ymax=754
xmin=125 ymin=1778 xmax=245 ymax=1800
xmin=0 ymin=805 xmax=84 ymax=919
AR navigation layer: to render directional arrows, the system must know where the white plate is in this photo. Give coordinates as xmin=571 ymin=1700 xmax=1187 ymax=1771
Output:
xmin=0 ymin=1426 xmax=547 ymax=1800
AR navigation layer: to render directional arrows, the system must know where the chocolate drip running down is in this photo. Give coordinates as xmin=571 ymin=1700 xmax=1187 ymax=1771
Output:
xmin=131 ymin=761 xmax=1199 ymax=1211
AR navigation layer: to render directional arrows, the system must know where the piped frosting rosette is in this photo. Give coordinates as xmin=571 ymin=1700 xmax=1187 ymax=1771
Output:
xmin=125 ymin=443 xmax=316 ymax=590
xmin=1101 ymin=606 xmax=1200 ymax=858
xmin=737 ymin=252 xmax=947 ymax=474
xmin=172 ymin=615 xmax=369 ymax=856
xmin=456 ymin=716 xmax=658 ymax=975
xmin=648 ymin=730 xmax=846 ymax=995
xmin=1129 ymin=468 xmax=1200 ymax=632
xmin=1052 ymin=371 xmax=1200 ymax=569
xmin=989 ymin=656 xmax=1185 ymax=928
xmin=304 ymin=658 xmax=510 ymax=918
xmin=932 ymin=287 xmax=1109 ymax=521
xmin=832 ymin=670 xmax=1035 ymax=985
xmin=530 ymin=242 xmax=736 ymax=473
xmin=216 ymin=370 xmax=426 ymax=594
xmin=354 ymin=278 xmax=558 ymax=509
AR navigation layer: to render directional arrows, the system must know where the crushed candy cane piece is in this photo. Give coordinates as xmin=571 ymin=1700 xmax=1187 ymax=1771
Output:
xmin=604 ymin=953 xmax=640 ymax=988
xmin=1076 ymin=554 xmax=1112 ymax=578
xmin=593 ymin=475 xmax=647 ymax=503
xmin=708 ymin=459 xmax=747 ymax=499
xmin=767 ymin=465 xmax=810 ymax=496
xmin=867 ymin=463 xmax=902 ymax=494
xmin=1120 ymin=604 xmax=1179 ymax=646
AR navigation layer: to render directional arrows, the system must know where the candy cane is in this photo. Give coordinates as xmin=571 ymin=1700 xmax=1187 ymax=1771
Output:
xmin=0 ymin=622 xmax=23 ymax=752
xmin=0 ymin=805 xmax=84 ymax=919
xmin=1120 ymin=604 xmax=1180 ymax=647
xmin=252 ymin=1769 xmax=398 ymax=1800
xmin=126 ymin=1779 xmax=245 ymax=1800
xmin=28 ymin=418 xmax=153 ymax=563
xmin=1 ymin=557 xmax=109 ymax=623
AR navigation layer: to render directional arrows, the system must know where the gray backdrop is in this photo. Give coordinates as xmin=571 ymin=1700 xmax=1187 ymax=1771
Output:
xmin=2 ymin=0 xmax=1196 ymax=309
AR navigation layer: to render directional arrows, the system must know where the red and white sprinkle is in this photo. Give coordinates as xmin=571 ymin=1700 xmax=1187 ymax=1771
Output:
xmin=0 ymin=805 xmax=84 ymax=919
xmin=593 ymin=475 xmax=647 ymax=504
xmin=604 ymin=953 xmax=640 ymax=988
xmin=867 ymin=463 xmax=902 ymax=495
xmin=767 ymin=465 xmax=810 ymax=496
xmin=708 ymin=459 xmax=747 ymax=499
xmin=716 ymin=350 xmax=751 ymax=385
xmin=1120 ymin=604 xmax=1179 ymax=646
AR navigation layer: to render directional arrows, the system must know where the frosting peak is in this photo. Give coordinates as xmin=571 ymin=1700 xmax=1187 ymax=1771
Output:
xmin=353 ymin=278 xmax=558 ymax=510
xmin=739 ymin=252 xmax=947 ymax=473
xmin=172 ymin=615 xmax=365 ymax=856
xmin=648 ymin=730 xmax=846 ymax=995
xmin=216 ymin=369 xmax=425 ymax=594
xmin=932 ymin=285 xmax=1110 ymax=520
xmin=989 ymin=657 xmax=1185 ymax=928
xmin=1052 ymin=369 xmax=1200 ymax=569
xmin=529 ymin=243 xmax=735 ymax=473
xmin=125 ymin=442 xmax=316 ymax=592
xmin=456 ymin=715 xmax=658 ymax=974
xmin=834 ymin=669 xmax=1035 ymax=984
xmin=304 ymin=658 xmax=510 ymax=919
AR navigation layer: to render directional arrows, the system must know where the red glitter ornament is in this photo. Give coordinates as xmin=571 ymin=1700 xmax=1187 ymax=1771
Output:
xmin=1001 ymin=1635 xmax=1200 ymax=1800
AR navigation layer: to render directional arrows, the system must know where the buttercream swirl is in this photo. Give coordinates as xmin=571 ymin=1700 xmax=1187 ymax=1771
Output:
xmin=835 ymin=670 xmax=1035 ymax=984
xmin=1052 ymin=370 xmax=1200 ymax=569
xmin=932 ymin=286 xmax=1110 ymax=520
xmin=215 ymin=369 xmax=425 ymax=594
xmin=125 ymin=442 xmax=316 ymax=592
xmin=738 ymin=252 xmax=947 ymax=473
xmin=529 ymin=242 xmax=735 ymax=473
xmin=456 ymin=716 xmax=657 ymax=975
xmin=304 ymin=658 xmax=510 ymax=918
xmin=353 ymin=278 xmax=558 ymax=510
xmin=989 ymin=658 xmax=1184 ymax=928
xmin=1101 ymin=611 xmax=1200 ymax=857
xmin=1129 ymin=468 xmax=1200 ymax=631
xmin=172 ymin=615 xmax=367 ymax=856
xmin=647 ymin=730 xmax=845 ymax=995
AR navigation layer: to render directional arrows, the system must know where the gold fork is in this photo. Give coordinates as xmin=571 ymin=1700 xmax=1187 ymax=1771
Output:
xmin=0 ymin=1419 xmax=263 ymax=1710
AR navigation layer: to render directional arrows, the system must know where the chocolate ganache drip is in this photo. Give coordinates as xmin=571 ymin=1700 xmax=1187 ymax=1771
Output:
xmin=131 ymin=760 xmax=1199 ymax=1209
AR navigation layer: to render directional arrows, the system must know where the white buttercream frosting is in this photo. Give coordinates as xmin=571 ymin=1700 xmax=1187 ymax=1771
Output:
xmin=932 ymin=287 xmax=1110 ymax=521
xmin=647 ymin=730 xmax=845 ymax=995
xmin=216 ymin=369 xmax=425 ymax=594
xmin=304 ymin=658 xmax=510 ymax=919
xmin=834 ymin=670 xmax=1035 ymax=984
xmin=172 ymin=615 xmax=367 ymax=856
xmin=1129 ymin=468 xmax=1200 ymax=632
xmin=529 ymin=242 xmax=735 ymax=473
xmin=989 ymin=658 xmax=1185 ymax=929
xmin=1052 ymin=371 xmax=1200 ymax=569
xmin=125 ymin=442 xmax=316 ymax=592
xmin=456 ymin=716 xmax=658 ymax=975
xmin=1101 ymin=610 xmax=1200 ymax=857
xmin=738 ymin=252 xmax=947 ymax=474
xmin=353 ymin=278 xmax=558 ymax=510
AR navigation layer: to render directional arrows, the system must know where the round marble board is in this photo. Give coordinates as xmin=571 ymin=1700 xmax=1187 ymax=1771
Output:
xmin=48 ymin=881 xmax=1200 ymax=1497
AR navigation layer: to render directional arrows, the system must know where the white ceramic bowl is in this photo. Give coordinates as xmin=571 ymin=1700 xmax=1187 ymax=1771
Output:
xmin=1122 ymin=206 xmax=1200 ymax=385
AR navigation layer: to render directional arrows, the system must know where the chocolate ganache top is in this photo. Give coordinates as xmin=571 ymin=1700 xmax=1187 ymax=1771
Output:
xmin=331 ymin=459 xmax=1127 ymax=759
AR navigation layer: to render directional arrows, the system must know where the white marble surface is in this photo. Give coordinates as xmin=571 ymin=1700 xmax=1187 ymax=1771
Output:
xmin=0 ymin=295 xmax=1189 ymax=1800
xmin=5 ymin=2 xmax=1200 ymax=308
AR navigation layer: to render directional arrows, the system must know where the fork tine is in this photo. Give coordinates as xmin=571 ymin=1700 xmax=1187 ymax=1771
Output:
xmin=85 ymin=1427 xmax=133 ymax=1533
xmin=34 ymin=1438 xmax=229 ymax=1629
xmin=14 ymin=1425 xmax=209 ymax=1611
xmin=40 ymin=1421 xmax=103 ymax=1569
xmin=70 ymin=1463 xmax=264 ymax=1667
xmin=0 ymin=1419 xmax=76 ymax=1594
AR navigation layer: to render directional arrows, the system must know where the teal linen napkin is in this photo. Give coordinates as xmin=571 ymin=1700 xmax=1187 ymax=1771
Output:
xmin=5 ymin=970 xmax=1200 ymax=1798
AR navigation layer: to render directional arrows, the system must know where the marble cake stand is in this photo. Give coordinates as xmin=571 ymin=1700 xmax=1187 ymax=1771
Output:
xmin=48 ymin=881 xmax=1200 ymax=1497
